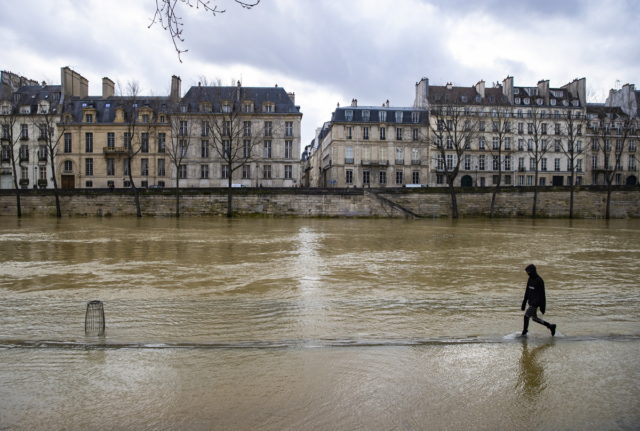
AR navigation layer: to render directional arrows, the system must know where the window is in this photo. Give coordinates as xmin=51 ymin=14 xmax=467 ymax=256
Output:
xmin=1 ymin=125 xmax=9 ymax=139
xmin=123 ymin=159 xmax=130 ymax=176
xmin=395 ymin=111 xmax=403 ymax=123
xmin=142 ymin=114 xmax=150 ymax=123
xmin=492 ymin=137 xmax=499 ymax=150
xmin=141 ymin=133 xmax=149 ymax=153
xmin=242 ymin=164 xmax=251 ymax=179
xmin=363 ymin=127 xmax=369 ymax=140
xmin=464 ymin=155 xmax=471 ymax=171
xmin=243 ymin=140 xmax=251 ymax=158
xmin=242 ymin=102 xmax=253 ymax=113
xmin=555 ymin=123 xmax=561 ymax=135
xmin=201 ymin=164 xmax=209 ymax=179
xmin=446 ymin=154 xmax=454 ymax=170
xmin=479 ymin=155 xmax=485 ymax=171
xmin=158 ymin=133 xmax=166 ymax=153
xmin=346 ymin=126 xmax=352 ymax=139
xmin=541 ymin=123 xmax=547 ymax=134
xmin=437 ymin=174 xmax=444 ymax=184
xmin=345 ymin=146 xmax=354 ymax=164
xmin=479 ymin=121 xmax=485 ymax=132
xmin=554 ymin=139 xmax=561 ymax=152
xmin=38 ymin=145 xmax=47 ymax=161
xmin=178 ymin=164 xmax=187 ymax=179
xmin=284 ymin=165 xmax=292 ymax=179
xmin=380 ymin=127 xmax=386 ymax=140
xmin=201 ymin=140 xmax=209 ymax=158
xmin=541 ymin=158 xmax=547 ymax=171
xmin=38 ymin=166 xmax=47 ymax=181
xmin=243 ymin=121 xmax=251 ymax=137
xmin=264 ymin=121 xmax=272 ymax=137
xmin=263 ymin=103 xmax=274 ymax=113
xmin=106 ymin=158 xmax=115 ymax=176
xmin=529 ymin=158 xmax=536 ymax=171
xmin=263 ymin=140 xmax=272 ymax=158
xmin=222 ymin=121 xmax=231 ymax=136
xmin=396 ymin=128 xmax=403 ymax=140
xmin=411 ymin=148 xmax=420 ymax=164
xmin=85 ymin=113 xmax=93 ymax=123
xmin=222 ymin=102 xmax=232 ymax=113
xmin=527 ymin=139 xmax=533 ymax=151
xmin=285 ymin=140 xmax=293 ymax=159
xmin=379 ymin=111 xmax=387 ymax=122
xmin=179 ymin=120 xmax=188 ymax=136
xmin=19 ymin=144 xmax=28 ymax=161
xmin=85 ymin=133 xmax=93 ymax=153
xmin=263 ymin=164 xmax=272 ymax=179
xmin=201 ymin=121 xmax=210 ymax=137
xmin=412 ymin=128 xmax=419 ymax=141
xmin=141 ymin=158 xmax=149 ymax=176
xmin=107 ymin=132 xmax=115 ymax=148
xmin=492 ymin=155 xmax=500 ymax=171
xmin=395 ymin=147 xmax=404 ymax=164
xmin=62 ymin=160 xmax=73 ymax=173
xmin=518 ymin=157 xmax=525 ymax=171
xmin=85 ymin=158 xmax=93 ymax=176
xmin=124 ymin=132 xmax=132 ymax=148
xmin=395 ymin=170 xmax=403 ymax=185
xmin=179 ymin=140 xmax=188 ymax=157
xmin=85 ymin=180 xmax=93 ymax=188
xmin=157 ymin=159 xmax=165 ymax=177
xmin=518 ymin=122 xmax=524 ymax=134
xmin=505 ymin=155 xmax=511 ymax=171
xmin=411 ymin=111 xmax=420 ymax=123
xmin=346 ymin=169 xmax=353 ymax=184
xmin=479 ymin=137 xmax=485 ymax=150
xmin=518 ymin=139 xmax=524 ymax=151
xmin=362 ymin=110 xmax=370 ymax=121
xmin=222 ymin=140 xmax=230 ymax=158
xmin=412 ymin=171 xmax=420 ymax=184
xmin=505 ymin=137 xmax=511 ymax=150
xmin=528 ymin=123 xmax=533 ymax=134
xmin=345 ymin=110 xmax=353 ymax=121
xmin=379 ymin=171 xmax=386 ymax=184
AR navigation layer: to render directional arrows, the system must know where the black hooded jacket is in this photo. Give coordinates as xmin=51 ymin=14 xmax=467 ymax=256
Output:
xmin=523 ymin=267 xmax=546 ymax=314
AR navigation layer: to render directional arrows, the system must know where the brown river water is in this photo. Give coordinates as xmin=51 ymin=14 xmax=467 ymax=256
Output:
xmin=0 ymin=217 xmax=639 ymax=430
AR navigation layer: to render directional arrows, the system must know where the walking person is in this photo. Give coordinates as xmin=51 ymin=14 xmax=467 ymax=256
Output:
xmin=521 ymin=264 xmax=557 ymax=337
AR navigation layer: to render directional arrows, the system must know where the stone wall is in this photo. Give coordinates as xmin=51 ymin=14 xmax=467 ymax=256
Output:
xmin=0 ymin=186 xmax=638 ymax=218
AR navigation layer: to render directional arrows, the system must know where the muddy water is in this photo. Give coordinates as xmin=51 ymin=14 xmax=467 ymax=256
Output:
xmin=0 ymin=218 xmax=639 ymax=430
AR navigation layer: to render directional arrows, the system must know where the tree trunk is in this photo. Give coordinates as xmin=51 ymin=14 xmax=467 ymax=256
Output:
xmin=605 ymin=186 xmax=612 ymax=220
xmin=226 ymin=164 xmax=233 ymax=218
xmin=448 ymin=181 xmax=458 ymax=219
xmin=532 ymin=170 xmax=539 ymax=218
xmin=175 ymin=176 xmax=180 ymax=218
xmin=50 ymin=154 xmax=61 ymax=217
xmin=568 ymin=171 xmax=575 ymax=219
xmin=10 ymin=154 xmax=21 ymax=218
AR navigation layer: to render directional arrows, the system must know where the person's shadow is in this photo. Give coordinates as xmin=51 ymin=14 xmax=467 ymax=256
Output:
xmin=517 ymin=339 xmax=553 ymax=401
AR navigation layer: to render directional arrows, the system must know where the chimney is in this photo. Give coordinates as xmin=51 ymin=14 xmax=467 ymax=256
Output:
xmin=537 ymin=79 xmax=550 ymax=104
xmin=351 ymin=98 xmax=357 ymax=107
xmin=446 ymin=82 xmax=453 ymax=90
xmin=413 ymin=77 xmax=429 ymax=108
xmin=102 ymin=77 xmax=115 ymax=98
xmin=61 ymin=66 xmax=89 ymax=98
xmin=385 ymin=99 xmax=390 ymax=107
xmin=287 ymin=92 xmax=295 ymax=105
xmin=170 ymin=75 xmax=181 ymax=102
xmin=475 ymin=80 xmax=485 ymax=99
xmin=502 ymin=76 xmax=514 ymax=103
xmin=236 ymin=80 xmax=241 ymax=101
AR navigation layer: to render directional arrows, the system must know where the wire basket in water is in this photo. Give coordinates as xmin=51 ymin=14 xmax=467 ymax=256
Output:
xmin=85 ymin=300 xmax=105 ymax=336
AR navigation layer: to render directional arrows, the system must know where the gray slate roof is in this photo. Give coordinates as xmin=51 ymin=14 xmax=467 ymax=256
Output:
xmin=181 ymin=85 xmax=301 ymax=114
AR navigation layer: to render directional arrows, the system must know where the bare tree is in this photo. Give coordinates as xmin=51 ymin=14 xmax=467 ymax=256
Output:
xmin=559 ymin=110 xmax=586 ymax=219
xmin=207 ymin=103 xmax=263 ymax=217
xmin=119 ymin=82 xmax=145 ymax=217
xmin=428 ymin=104 xmax=478 ymax=218
xmin=149 ymin=0 xmax=261 ymax=62
xmin=487 ymin=107 xmax=512 ymax=217
xmin=589 ymin=108 xmax=633 ymax=219
xmin=525 ymin=108 xmax=549 ymax=218
xmin=0 ymin=103 xmax=23 ymax=217
xmin=166 ymin=112 xmax=195 ymax=217
xmin=37 ymin=101 xmax=65 ymax=217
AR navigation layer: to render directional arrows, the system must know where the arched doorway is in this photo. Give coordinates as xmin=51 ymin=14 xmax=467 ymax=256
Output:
xmin=461 ymin=175 xmax=473 ymax=187
xmin=626 ymin=175 xmax=637 ymax=186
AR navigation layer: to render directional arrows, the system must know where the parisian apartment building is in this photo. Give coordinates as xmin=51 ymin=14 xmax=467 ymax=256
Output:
xmin=0 ymin=67 xmax=302 ymax=190
xmin=304 ymin=77 xmax=639 ymax=188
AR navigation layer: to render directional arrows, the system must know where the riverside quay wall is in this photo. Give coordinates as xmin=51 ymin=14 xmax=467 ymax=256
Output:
xmin=0 ymin=186 xmax=639 ymax=218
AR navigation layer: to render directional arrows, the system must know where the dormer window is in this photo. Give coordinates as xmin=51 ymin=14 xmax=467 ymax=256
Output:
xmin=550 ymin=99 xmax=556 ymax=106
xmin=180 ymin=105 xmax=187 ymax=113
xmin=461 ymin=95 xmax=468 ymax=103
xmin=524 ymin=98 xmax=530 ymax=105
xmin=515 ymin=97 xmax=521 ymax=104
xmin=411 ymin=111 xmax=420 ymax=123
xmin=379 ymin=111 xmax=387 ymax=122
xmin=395 ymin=111 xmax=403 ymax=123
xmin=222 ymin=102 xmax=232 ymax=113
xmin=572 ymin=100 xmax=579 ymax=107
xmin=0 ymin=103 xmax=10 ymax=115
xmin=514 ymin=88 xmax=520 ymax=95
xmin=537 ymin=98 xmax=543 ymax=105
xmin=242 ymin=102 xmax=253 ymax=113
xmin=263 ymin=103 xmax=274 ymax=113
xmin=345 ymin=110 xmax=353 ymax=121
xmin=20 ymin=106 xmax=31 ymax=114
xmin=142 ymin=114 xmax=150 ymax=123
xmin=475 ymin=95 xmax=481 ymax=103
xmin=85 ymin=113 xmax=94 ymax=123
xmin=199 ymin=102 xmax=212 ymax=113
xmin=362 ymin=110 xmax=370 ymax=121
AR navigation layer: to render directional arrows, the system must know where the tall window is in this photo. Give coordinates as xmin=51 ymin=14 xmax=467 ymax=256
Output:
xmin=412 ymin=128 xmax=419 ymax=141
xmin=345 ymin=146 xmax=354 ymax=164
xmin=242 ymin=164 xmax=251 ymax=179
xmin=157 ymin=159 xmax=165 ymax=176
xmin=178 ymin=164 xmax=187 ymax=179
xmin=380 ymin=127 xmax=386 ymax=140
xmin=395 ymin=111 xmax=403 ymax=123
xmin=285 ymin=121 xmax=293 ymax=137
xmin=85 ymin=133 xmax=93 ymax=153
xmin=284 ymin=165 xmax=292 ymax=179
xmin=492 ymin=155 xmax=499 ymax=171
xmin=141 ymin=158 xmax=149 ymax=176
xmin=396 ymin=127 xmax=403 ymax=140
xmin=158 ymin=133 xmax=166 ymax=153
xmin=201 ymin=164 xmax=209 ymax=179
xmin=554 ymin=158 xmax=560 ymax=171
xmin=346 ymin=169 xmax=353 ymax=184
xmin=221 ymin=164 xmax=229 ymax=179
xmin=264 ymin=121 xmax=272 ymax=137
xmin=504 ymin=156 xmax=511 ymax=171
xmin=201 ymin=121 xmax=210 ymax=137
xmin=106 ymin=158 xmax=115 ymax=176
xmin=179 ymin=120 xmax=188 ymax=136
xmin=395 ymin=170 xmax=403 ymax=185
xmin=64 ymin=133 xmax=73 ymax=153
xmin=464 ymin=155 xmax=471 ymax=171
xmin=379 ymin=171 xmax=386 ymax=184
xmin=479 ymin=155 xmax=485 ymax=171
xmin=243 ymin=140 xmax=251 ymax=158
xmin=124 ymin=132 xmax=131 ymax=148
xmin=263 ymin=140 xmax=272 ymax=158
xmin=285 ymin=140 xmax=293 ymax=159
xmin=123 ymin=159 xmax=130 ymax=176
xmin=412 ymin=171 xmax=420 ymax=184
xmin=243 ymin=121 xmax=251 ymax=137
xmin=201 ymin=140 xmax=209 ymax=158
xmin=141 ymin=133 xmax=149 ymax=153
xmin=85 ymin=158 xmax=93 ymax=176
xmin=263 ymin=164 xmax=272 ymax=179
xmin=107 ymin=132 xmax=115 ymax=148
xmin=346 ymin=126 xmax=352 ymax=139
xmin=179 ymin=140 xmax=188 ymax=157
xmin=363 ymin=127 xmax=369 ymax=140
xmin=20 ymin=124 xmax=28 ymax=139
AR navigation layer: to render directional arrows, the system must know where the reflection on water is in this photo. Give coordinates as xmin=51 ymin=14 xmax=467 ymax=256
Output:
xmin=0 ymin=217 xmax=639 ymax=430
xmin=517 ymin=339 xmax=552 ymax=401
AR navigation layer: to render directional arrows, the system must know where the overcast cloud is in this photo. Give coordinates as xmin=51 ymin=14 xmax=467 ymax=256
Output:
xmin=2 ymin=0 xmax=639 ymax=148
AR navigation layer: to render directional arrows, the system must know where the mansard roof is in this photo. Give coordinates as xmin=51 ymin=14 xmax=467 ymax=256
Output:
xmin=181 ymin=85 xmax=301 ymax=114
xmin=63 ymin=96 xmax=171 ymax=123
xmin=428 ymin=86 xmax=510 ymax=106
xmin=331 ymin=106 xmax=427 ymax=123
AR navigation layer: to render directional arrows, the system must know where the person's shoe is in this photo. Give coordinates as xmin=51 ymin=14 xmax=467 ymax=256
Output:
xmin=520 ymin=330 xmax=528 ymax=337
xmin=550 ymin=324 xmax=556 ymax=337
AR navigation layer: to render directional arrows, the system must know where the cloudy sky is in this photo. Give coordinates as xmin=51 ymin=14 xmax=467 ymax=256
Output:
xmin=2 ymin=0 xmax=639 ymax=148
